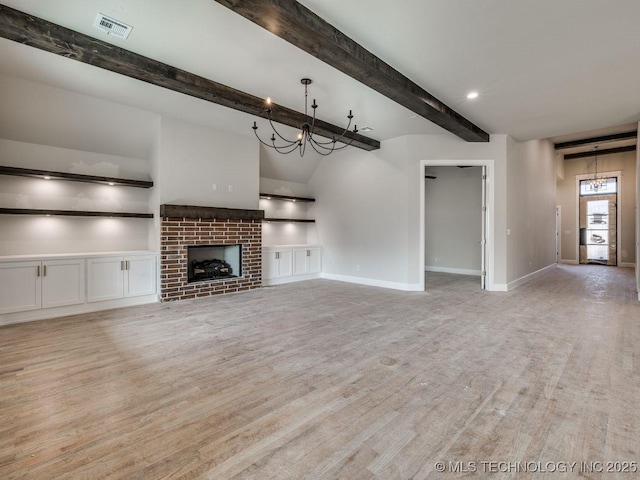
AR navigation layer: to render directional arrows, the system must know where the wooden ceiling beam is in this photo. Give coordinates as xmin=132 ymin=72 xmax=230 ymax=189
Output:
xmin=563 ymin=145 xmax=636 ymax=160
xmin=0 ymin=5 xmax=380 ymax=151
xmin=554 ymin=130 xmax=637 ymax=150
xmin=214 ymin=0 xmax=489 ymax=143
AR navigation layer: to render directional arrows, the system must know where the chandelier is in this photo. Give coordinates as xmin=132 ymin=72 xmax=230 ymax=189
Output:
xmin=588 ymin=146 xmax=607 ymax=192
xmin=252 ymin=78 xmax=358 ymax=156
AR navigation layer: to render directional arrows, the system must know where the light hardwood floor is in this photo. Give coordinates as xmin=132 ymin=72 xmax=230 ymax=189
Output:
xmin=1 ymin=265 xmax=639 ymax=479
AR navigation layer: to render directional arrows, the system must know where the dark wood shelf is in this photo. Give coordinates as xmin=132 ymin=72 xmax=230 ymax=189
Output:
xmin=0 ymin=208 xmax=153 ymax=219
xmin=259 ymin=193 xmax=315 ymax=202
xmin=0 ymin=166 xmax=154 ymax=188
xmin=263 ymin=218 xmax=315 ymax=223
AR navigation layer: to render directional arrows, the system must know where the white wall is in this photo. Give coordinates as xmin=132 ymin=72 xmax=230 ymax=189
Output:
xmin=0 ymin=74 xmax=157 ymax=160
xmin=557 ymin=150 xmax=636 ymax=265
xmin=309 ymin=133 xmax=508 ymax=290
xmin=506 ymin=138 xmax=557 ymax=282
xmin=424 ymin=166 xmax=483 ymax=274
xmin=0 ymin=75 xmax=159 ymax=257
xmin=0 ymin=140 xmax=153 ymax=256
xmin=309 ymin=133 xmax=561 ymax=291
xmin=309 ymin=137 xmax=412 ymax=289
xmin=158 ymin=117 xmax=259 ymax=210
xmin=636 ymin=121 xmax=640 ymax=296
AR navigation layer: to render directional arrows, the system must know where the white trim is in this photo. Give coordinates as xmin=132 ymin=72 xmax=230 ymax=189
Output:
xmin=619 ymin=262 xmax=636 ymax=268
xmin=263 ymin=273 xmax=320 ymax=286
xmin=419 ymin=159 xmax=495 ymax=291
xmin=321 ymin=272 xmax=422 ymax=291
xmin=574 ymin=170 xmax=622 ymax=265
xmin=556 ymin=205 xmax=561 ymax=263
xmin=425 ymin=266 xmax=482 ymax=276
xmin=506 ymin=264 xmax=556 ymax=291
xmin=0 ymin=294 xmax=159 ymax=326
xmin=560 ymin=259 xmax=579 ymax=265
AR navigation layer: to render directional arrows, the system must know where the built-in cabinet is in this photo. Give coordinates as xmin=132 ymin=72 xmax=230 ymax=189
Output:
xmin=264 ymin=247 xmax=293 ymax=281
xmin=87 ymin=255 xmax=156 ymax=302
xmin=293 ymin=247 xmax=321 ymax=276
xmin=0 ymin=252 xmax=158 ymax=325
xmin=263 ymin=245 xmax=321 ymax=285
xmin=0 ymin=258 xmax=84 ymax=314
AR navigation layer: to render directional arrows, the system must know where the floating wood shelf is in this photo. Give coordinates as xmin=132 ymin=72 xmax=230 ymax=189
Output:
xmin=0 ymin=166 xmax=154 ymax=188
xmin=263 ymin=218 xmax=315 ymax=223
xmin=259 ymin=193 xmax=315 ymax=203
xmin=0 ymin=208 xmax=154 ymax=219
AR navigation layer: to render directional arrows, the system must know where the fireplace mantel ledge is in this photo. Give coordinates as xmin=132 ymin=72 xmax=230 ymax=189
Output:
xmin=160 ymin=204 xmax=264 ymax=221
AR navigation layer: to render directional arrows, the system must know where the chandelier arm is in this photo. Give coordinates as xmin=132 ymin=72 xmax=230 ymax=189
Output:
xmin=267 ymin=112 xmax=299 ymax=144
xmin=254 ymin=127 xmax=304 ymax=155
xmin=310 ymin=115 xmax=355 ymax=146
xmin=308 ymin=138 xmax=340 ymax=156
xmin=276 ymin=143 xmax=303 ymax=155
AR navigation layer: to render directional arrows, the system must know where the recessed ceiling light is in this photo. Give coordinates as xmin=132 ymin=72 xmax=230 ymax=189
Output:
xmin=467 ymin=91 xmax=479 ymax=100
xmin=43 ymin=176 xmax=51 ymax=180
xmin=360 ymin=126 xmax=374 ymax=133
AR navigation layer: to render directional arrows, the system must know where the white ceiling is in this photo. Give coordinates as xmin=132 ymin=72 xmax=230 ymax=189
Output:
xmin=1 ymin=0 xmax=639 ymax=182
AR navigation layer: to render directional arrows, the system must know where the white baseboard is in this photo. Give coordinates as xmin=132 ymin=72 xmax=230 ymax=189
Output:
xmin=424 ymin=266 xmax=482 ymax=276
xmin=560 ymin=259 xmax=579 ymax=265
xmin=321 ymin=272 xmax=422 ymax=291
xmin=619 ymin=262 xmax=635 ymax=268
xmin=263 ymin=272 xmax=321 ymax=286
xmin=0 ymin=294 xmax=159 ymax=327
xmin=506 ymin=264 xmax=556 ymax=291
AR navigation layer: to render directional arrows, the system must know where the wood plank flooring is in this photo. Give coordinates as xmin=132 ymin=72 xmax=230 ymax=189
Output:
xmin=1 ymin=265 xmax=639 ymax=479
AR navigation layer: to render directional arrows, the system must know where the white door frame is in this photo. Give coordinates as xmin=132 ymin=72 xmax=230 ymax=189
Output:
xmin=574 ymin=171 xmax=622 ymax=265
xmin=419 ymin=159 xmax=496 ymax=291
xmin=556 ymin=205 xmax=561 ymax=263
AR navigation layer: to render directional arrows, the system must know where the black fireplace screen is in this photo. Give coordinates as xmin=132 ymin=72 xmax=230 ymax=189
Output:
xmin=187 ymin=244 xmax=241 ymax=282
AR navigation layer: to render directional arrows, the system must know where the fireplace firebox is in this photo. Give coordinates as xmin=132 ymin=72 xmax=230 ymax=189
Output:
xmin=187 ymin=244 xmax=241 ymax=283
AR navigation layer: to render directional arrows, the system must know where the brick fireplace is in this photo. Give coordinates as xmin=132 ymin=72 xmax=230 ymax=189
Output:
xmin=160 ymin=204 xmax=263 ymax=302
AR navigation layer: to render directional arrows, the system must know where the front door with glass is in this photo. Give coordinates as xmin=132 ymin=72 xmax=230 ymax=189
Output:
xmin=579 ymin=178 xmax=617 ymax=266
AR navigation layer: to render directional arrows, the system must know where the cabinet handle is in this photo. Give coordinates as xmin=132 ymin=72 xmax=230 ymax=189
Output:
xmin=43 ymin=265 xmax=47 ymax=277
xmin=121 ymin=260 xmax=125 ymax=270
xmin=307 ymin=250 xmax=310 ymax=256
xmin=126 ymin=260 xmax=130 ymax=270
xmin=276 ymin=252 xmax=279 ymax=259
xmin=36 ymin=265 xmax=40 ymax=277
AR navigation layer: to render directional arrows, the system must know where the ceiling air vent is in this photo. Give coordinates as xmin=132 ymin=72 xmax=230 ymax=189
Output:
xmin=93 ymin=13 xmax=133 ymax=39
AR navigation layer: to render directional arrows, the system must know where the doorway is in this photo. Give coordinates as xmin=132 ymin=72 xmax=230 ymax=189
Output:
xmin=579 ymin=178 xmax=618 ymax=265
xmin=420 ymin=160 xmax=494 ymax=291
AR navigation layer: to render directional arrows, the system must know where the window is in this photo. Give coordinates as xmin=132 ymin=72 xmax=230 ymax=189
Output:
xmin=579 ymin=177 xmax=617 ymax=196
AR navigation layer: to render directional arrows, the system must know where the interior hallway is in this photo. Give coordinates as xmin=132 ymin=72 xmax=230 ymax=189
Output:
xmin=1 ymin=265 xmax=638 ymax=478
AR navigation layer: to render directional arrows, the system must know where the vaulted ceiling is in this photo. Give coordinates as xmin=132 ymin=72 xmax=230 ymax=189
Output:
xmin=1 ymin=0 xmax=639 ymax=183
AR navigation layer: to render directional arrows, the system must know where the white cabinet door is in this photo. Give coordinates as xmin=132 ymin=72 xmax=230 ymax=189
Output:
xmin=263 ymin=249 xmax=279 ymax=280
xmin=124 ymin=255 xmax=156 ymax=298
xmin=293 ymin=247 xmax=321 ymax=276
xmin=0 ymin=261 xmax=41 ymax=314
xmin=277 ymin=249 xmax=293 ymax=277
xmin=42 ymin=259 xmax=85 ymax=309
xmin=264 ymin=248 xmax=293 ymax=279
xmin=307 ymin=247 xmax=321 ymax=274
xmin=293 ymin=248 xmax=308 ymax=275
xmin=87 ymin=257 xmax=125 ymax=302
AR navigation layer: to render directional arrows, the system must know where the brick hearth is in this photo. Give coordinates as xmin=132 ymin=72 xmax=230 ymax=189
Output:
xmin=160 ymin=205 xmax=263 ymax=302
